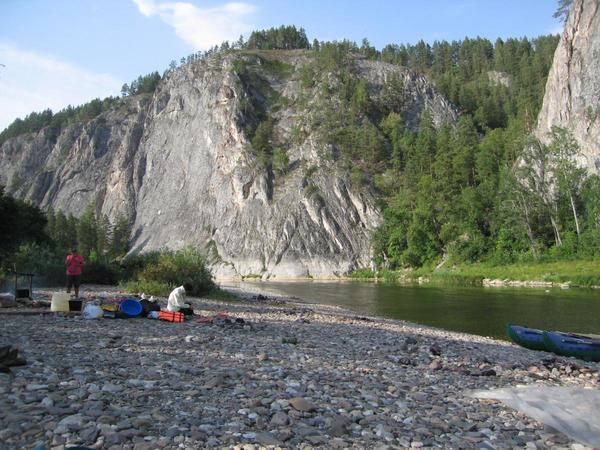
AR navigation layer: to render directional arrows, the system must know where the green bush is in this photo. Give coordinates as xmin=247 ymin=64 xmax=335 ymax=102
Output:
xmin=136 ymin=247 xmax=214 ymax=295
xmin=118 ymin=279 xmax=174 ymax=297
xmin=348 ymin=268 xmax=375 ymax=279
xmin=119 ymin=251 xmax=162 ymax=281
xmin=378 ymin=268 xmax=399 ymax=282
xmin=81 ymin=261 xmax=120 ymax=285
xmin=452 ymin=229 xmax=488 ymax=263
xmin=11 ymin=243 xmax=65 ymax=286
xmin=547 ymin=231 xmax=579 ymax=260
xmin=10 ymin=242 xmax=121 ymax=287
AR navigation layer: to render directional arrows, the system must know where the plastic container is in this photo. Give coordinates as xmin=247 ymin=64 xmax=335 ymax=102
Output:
xmin=69 ymin=300 xmax=83 ymax=312
xmin=82 ymin=304 xmax=103 ymax=319
xmin=119 ymin=299 xmax=142 ymax=318
xmin=51 ymin=292 xmax=70 ymax=312
xmin=158 ymin=310 xmax=184 ymax=323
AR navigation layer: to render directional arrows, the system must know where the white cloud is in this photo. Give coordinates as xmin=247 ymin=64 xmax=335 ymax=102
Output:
xmin=0 ymin=43 xmax=121 ymax=131
xmin=132 ymin=0 xmax=257 ymax=50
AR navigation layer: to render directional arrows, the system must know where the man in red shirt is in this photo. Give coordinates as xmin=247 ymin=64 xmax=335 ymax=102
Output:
xmin=66 ymin=248 xmax=85 ymax=299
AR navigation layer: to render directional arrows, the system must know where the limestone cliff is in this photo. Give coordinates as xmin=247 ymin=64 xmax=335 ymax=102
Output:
xmin=0 ymin=51 xmax=457 ymax=279
xmin=535 ymin=0 xmax=600 ymax=172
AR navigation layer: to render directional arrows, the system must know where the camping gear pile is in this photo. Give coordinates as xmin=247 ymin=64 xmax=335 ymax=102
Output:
xmin=3 ymin=289 xmax=249 ymax=329
xmin=78 ymin=293 xmax=187 ymax=322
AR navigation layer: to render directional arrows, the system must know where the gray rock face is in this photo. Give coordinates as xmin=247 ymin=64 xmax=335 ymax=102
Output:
xmin=0 ymin=52 xmax=457 ymax=279
xmin=487 ymin=70 xmax=512 ymax=88
xmin=535 ymin=0 xmax=600 ymax=173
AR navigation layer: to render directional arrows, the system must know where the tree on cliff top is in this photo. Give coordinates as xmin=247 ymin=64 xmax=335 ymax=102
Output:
xmin=553 ymin=0 xmax=574 ymax=23
xmin=245 ymin=25 xmax=310 ymax=50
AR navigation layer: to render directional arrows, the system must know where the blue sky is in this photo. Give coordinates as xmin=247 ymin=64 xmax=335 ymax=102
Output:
xmin=1 ymin=0 xmax=562 ymax=131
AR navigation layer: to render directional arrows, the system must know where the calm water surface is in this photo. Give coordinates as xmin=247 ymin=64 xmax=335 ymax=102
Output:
xmin=224 ymin=281 xmax=600 ymax=340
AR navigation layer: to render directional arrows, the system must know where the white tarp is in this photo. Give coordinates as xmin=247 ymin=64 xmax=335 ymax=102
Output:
xmin=470 ymin=386 xmax=600 ymax=448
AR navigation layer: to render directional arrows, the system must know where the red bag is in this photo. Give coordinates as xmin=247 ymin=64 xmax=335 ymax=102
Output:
xmin=158 ymin=310 xmax=184 ymax=323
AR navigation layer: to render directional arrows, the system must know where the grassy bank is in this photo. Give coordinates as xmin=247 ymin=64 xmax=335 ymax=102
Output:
xmin=350 ymin=258 xmax=600 ymax=288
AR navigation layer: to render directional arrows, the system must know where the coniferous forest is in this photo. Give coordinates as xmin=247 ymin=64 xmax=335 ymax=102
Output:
xmin=2 ymin=24 xmax=600 ymax=284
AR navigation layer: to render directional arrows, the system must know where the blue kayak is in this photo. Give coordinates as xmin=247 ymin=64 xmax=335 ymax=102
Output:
xmin=506 ymin=324 xmax=547 ymax=351
xmin=508 ymin=324 xmax=600 ymax=361
xmin=543 ymin=331 xmax=600 ymax=362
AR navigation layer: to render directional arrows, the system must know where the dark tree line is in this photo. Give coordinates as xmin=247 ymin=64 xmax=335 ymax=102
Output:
xmin=0 ymin=97 xmax=119 ymax=146
xmin=0 ymin=71 xmax=162 ymax=147
xmin=1 ymin=190 xmax=133 ymax=285
xmin=0 ymin=186 xmax=48 ymax=263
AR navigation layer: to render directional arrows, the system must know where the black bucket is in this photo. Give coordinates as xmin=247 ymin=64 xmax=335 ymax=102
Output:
xmin=16 ymin=288 xmax=30 ymax=299
xmin=69 ymin=300 xmax=83 ymax=312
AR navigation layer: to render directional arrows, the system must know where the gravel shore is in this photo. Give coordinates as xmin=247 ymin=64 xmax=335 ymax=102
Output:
xmin=0 ymin=287 xmax=598 ymax=449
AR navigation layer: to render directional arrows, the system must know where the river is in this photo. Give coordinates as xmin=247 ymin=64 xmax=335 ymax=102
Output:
xmin=223 ymin=280 xmax=600 ymax=340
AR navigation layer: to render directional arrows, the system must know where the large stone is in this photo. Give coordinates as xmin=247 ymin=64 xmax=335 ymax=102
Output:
xmin=289 ymin=397 xmax=317 ymax=412
xmin=101 ymin=383 xmax=123 ymax=394
xmin=255 ymin=432 xmax=282 ymax=446
xmin=328 ymin=414 xmax=352 ymax=437
xmin=104 ymin=431 xmax=125 ymax=446
xmin=25 ymin=384 xmax=48 ymax=391
xmin=270 ymin=411 xmax=289 ymax=426
xmin=80 ymin=427 xmax=99 ymax=444
xmin=428 ymin=360 xmax=442 ymax=371
xmin=57 ymin=414 xmax=85 ymax=428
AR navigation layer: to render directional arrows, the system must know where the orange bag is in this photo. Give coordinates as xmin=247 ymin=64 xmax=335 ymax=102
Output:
xmin=158 ymin=310 xmax=184 ymax=323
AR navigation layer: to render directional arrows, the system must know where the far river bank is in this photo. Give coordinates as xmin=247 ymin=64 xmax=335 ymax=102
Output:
xmin=343 ymin=257 xmax=600 ymax=289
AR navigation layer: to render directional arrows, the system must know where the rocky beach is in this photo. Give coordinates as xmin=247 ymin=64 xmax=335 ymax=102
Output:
xmin=0 ymin=287 xmax=598 ymax=450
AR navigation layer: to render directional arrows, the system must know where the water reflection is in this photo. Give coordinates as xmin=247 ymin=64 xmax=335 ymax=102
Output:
xmin=223 ymin=280 xmax=600 ymax=340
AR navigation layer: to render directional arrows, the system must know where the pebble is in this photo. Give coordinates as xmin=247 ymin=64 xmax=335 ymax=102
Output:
xmin=289 ymin=397 xmax=317 ymax=412
xmin=102 ymin=383 xmax=123 ymax=394
xmin=270 ymin=411 xmax=289 ymax=426
xmin=26 ymin=384 xmax=48 ymax=391
xmin=0 ymin=287 xmax=598 ymax=449
xmin=428 ymin=360 xmax=442 ymax=370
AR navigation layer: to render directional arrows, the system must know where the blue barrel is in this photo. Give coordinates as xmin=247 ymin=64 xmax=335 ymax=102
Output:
xmin=119 ymin=299 xmax=143 ymax=318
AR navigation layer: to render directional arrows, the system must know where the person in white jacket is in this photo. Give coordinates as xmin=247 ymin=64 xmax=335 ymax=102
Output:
xmin=166 ymin=284 xmax=193 ymax=314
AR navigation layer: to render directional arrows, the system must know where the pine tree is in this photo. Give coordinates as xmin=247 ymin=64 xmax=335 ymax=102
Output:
xmin=45 ymin=207 xmax=56 ymax=244
xmin=236 ymin=35 xmax=245 ymax=48
xmin=554 ymin=0 xmax=574 ymax=23
xmin=96 ymin=214 xmax=111 ymax=260
xmin=110 ymin=214 xmax=130 ymax=259
xmin=53 ymin=211 xmax=72 ymax=253
xmin=76 ymin=204 xmax=97 ymax=259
